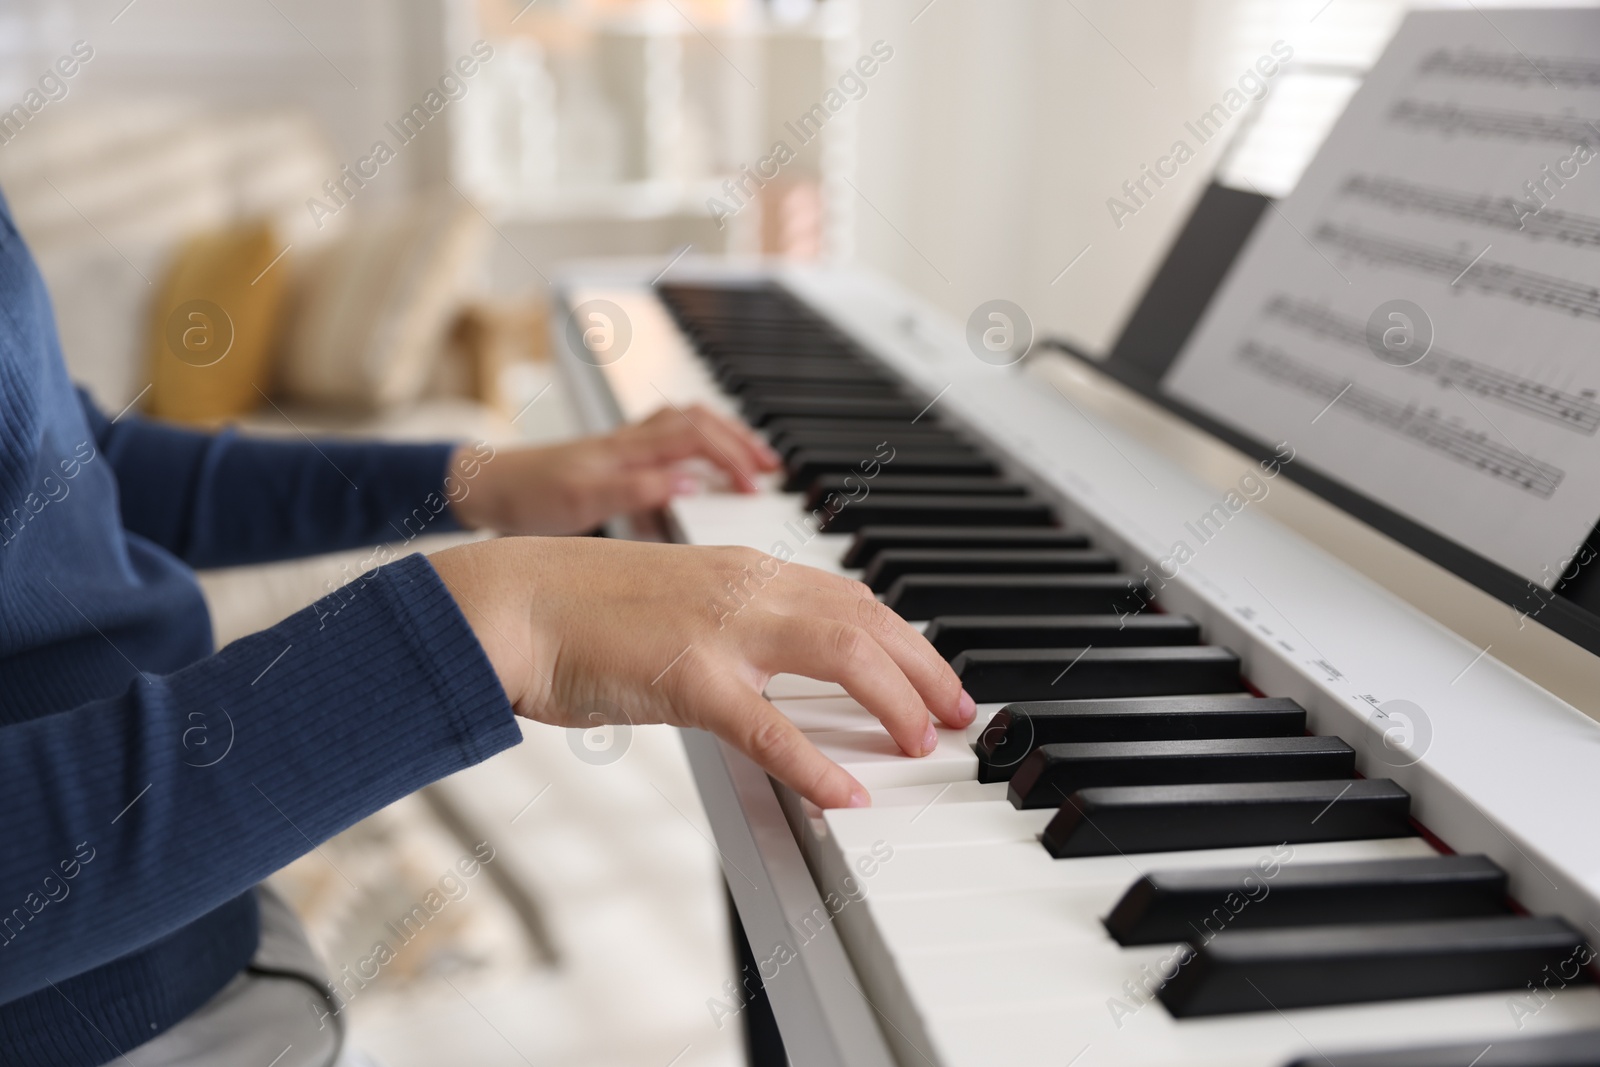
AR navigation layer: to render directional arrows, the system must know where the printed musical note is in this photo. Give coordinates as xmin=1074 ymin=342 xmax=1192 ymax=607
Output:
xmin=1340 ymin=174 xmax=1600 ymax=249
xmin=1237 ymin=341 xmax=1565 ymax=497
xmin=1388 ymin=98 xmax=1600 ymax=147
xmin=1316 ymin=223 xmax=1600 ymax=321
xmin=1166 ymin=11 xmax=1600 ymax=584
xmin=1261 ymin=294 xmax=1600 ymax=433
xmin=1419 ymin=47 xmax=1600 ymax=89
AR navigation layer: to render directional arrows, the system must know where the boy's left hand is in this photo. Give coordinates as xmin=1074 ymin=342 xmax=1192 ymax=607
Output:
xmin=450 ymin=404 xmax=781 ymax=535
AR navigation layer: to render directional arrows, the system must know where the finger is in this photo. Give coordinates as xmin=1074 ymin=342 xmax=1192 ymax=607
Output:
xmin=747 ymin=613 xmax=940 ymax=758
xmin=846 ymin=592 xmax=976 ymax=728
xmin=676 ymin=409 xmax=768 ymax=490
xmin=778 ymin=578 xmax=975 ymax=729
xmin=636 ymin=405 xmax=772 ymax=490
xmin=710 ymin=680 xmax=869 ymax=809
xmin=685 ymin=403 xmax=780 ymax=470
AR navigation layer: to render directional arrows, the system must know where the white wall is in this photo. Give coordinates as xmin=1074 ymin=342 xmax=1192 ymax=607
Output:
xmin=848 ymin=0 xmax=1599 ymax=354
xmin=851 ymin=0 xmax=1240 ymax=353
xmin=0 ymin=0 xmax=456 ymax=196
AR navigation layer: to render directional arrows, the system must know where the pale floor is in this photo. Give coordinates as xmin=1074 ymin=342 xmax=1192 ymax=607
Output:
xmin=272 ymin=719 xmax=744 ymax=1067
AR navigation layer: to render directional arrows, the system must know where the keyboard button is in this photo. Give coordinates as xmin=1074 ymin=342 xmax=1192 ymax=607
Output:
xmin=1007 ymin=736 xmax=1355 ymax=809
xmin=881 ymin=573 xmax=1125 ymax=616
xmin=953 ymin=646 xmax=1239 ymax=702
xmin=924 ymin=614 xmax=1198 ymax=658
xmin=1041 ymin=779 xmax=1415 ymax=858
xmin=842 ymin=526 xmax=1091 ymax=568
xmin=819 ymin=496 xmax=1057 ymax=533
xmin=864 ymin=549 xmax=1119 ymax=592
xmin=1159 ymin=915 xmax=1590 ymax=1016
xmin=1106 ymin=854 xmax=1511 ymax=945
xmin=974 ymin=694 xmax=1304 ymax=782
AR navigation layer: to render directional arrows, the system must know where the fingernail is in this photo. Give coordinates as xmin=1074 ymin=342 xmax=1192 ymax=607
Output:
xmin=849 ymin=785 xmax=871 ymax=808
xmin=672 ymin=474 xmax=698 ymax=495
xmin=922 ymin=720 xmax=939 ymax=755
xmin=958 ymin=690 xmax=977 ymax=724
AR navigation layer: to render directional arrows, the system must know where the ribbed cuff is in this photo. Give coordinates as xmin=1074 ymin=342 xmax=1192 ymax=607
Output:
xmin=369 ymin=551 xmax=520 ymax=765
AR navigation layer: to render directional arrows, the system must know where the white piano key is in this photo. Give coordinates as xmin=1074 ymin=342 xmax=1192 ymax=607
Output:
xmin=669 ymin=492 xmax=849 ymax=562
xmin=776 ymin=695 xmax=884 ymax=732
xmin=864 ymin=780 xmax=1010 ymax=809
xmin=902 ymin=927 xmax=1600 ymax=1030
xmin=809 ymin=726 xmax=978 ymax=790
xmin=925 ymin=980 xmax=1600 ymax=1067
xmin=901 ymin=937 xmax=1175 ymax=1009
xmin=928 ymin=1001 xmax=1187 ymax=1067
xmin=777 ymin=696 xmax=1008 ymax=736
xmin=827 ymin=800 xmax=1051 ymax=853
xmin=871 ymin=886 xmax=1119 ymax=952
xmin=842 ymin=835 xmax=1441 ymax=899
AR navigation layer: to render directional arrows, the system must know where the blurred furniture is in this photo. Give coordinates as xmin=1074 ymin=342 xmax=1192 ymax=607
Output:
xmin=453 ymin=0 xmax=862 ymax=283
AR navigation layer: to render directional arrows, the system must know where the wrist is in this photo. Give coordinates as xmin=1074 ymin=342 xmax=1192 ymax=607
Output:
xmin=427 ymin=538 xmax=547 ymax=715
xmin=446 ymin=441 xmax=500 ymax=531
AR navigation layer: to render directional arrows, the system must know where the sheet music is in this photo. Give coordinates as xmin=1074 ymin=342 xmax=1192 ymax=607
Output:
xmin=1165 ymin=9 xmax=1600 ymax=587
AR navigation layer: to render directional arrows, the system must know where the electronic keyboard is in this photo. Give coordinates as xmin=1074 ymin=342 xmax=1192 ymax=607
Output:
xmin=552 ymin=240 xmax=1600 ymax=1065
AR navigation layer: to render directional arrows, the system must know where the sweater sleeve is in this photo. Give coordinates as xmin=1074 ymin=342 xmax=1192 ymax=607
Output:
xmin=0 ymin=552 xmax=522 ymax=1003
xmin=79 ymin=391 xmax=470 ymax=569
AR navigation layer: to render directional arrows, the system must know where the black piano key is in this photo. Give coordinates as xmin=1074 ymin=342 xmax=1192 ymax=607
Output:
xmin=973 ymin=694 xmax=1304 ymax=782
xmin=1285 ymin=1030 xmax=1600 ymax=1067
xmin=695 ymin=329 xmax=844 ymax=346
xmin=818 ymin=496 xmax=1056 ymax=533
xmin=784 ymin=451 xmax=998 ymax=493
xmin=703 ymin=341 xmax=861 ymax=355
xmin=1040 ymin=779 xmax=1415 ymax=858
xmin=1106 ymin=855 xmax=1511 ymax=946
xmin=744 ymin=384 xmax=908 ymax=406
xmin=775 ymin=431 xmax=975 ymax=459
xmin=702 ymin=342 xmax=856 ymax=359
xmin=745 ymin=397 xmax=929 ymax=425
xmin=864 ymin=550 xmax=1119 ymax=593
xmin=1158 ymin=916 xmax=1591 ymax=1017
xmin=953 ymin=646 xmax=1239 ymax=703
xmin=1007 ymin=735 xmax=1354 ymax=810
xmin=771 ymin=422 xmax=964 ymax=443
xmin=841 ymin=526 xmax=1090 ymax=569
xmin=881 ymin=574 xmax=1125 ymax=616
xmin=766 ymin=418 xmax=955 ymax=442
xmin=715 ymin=360 xmax=890 ymax=386
xmin=927 ymin=614 xmax=1200 ymax=659
xmin=704 ymin=326 xmax=846 ymax=337
xmin=807 ymin=476 xmax=1030 ymax=511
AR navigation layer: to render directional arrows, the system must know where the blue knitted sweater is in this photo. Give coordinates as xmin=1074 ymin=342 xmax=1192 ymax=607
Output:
xmin=0 ymin=193 xmax=521 ymax=1065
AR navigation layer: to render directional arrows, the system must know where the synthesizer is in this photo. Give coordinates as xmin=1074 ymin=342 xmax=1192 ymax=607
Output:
xmin=552 ymin=249 xmax=1600 ymax=1066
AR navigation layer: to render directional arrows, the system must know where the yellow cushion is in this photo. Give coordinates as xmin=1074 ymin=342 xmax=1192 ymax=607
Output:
xmin=145 ymin=222 xmax=287 ymax=423
xmin=278 ymin=192 xmax=487 ymax=412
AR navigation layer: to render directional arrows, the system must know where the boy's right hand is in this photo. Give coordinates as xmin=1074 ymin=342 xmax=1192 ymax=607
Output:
xmin=428 ymin=537 xmax=976 ymax=809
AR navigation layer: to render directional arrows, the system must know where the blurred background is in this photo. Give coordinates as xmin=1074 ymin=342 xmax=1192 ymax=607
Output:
xmin=0 ymin=0 xmax=1561 ymax=1064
